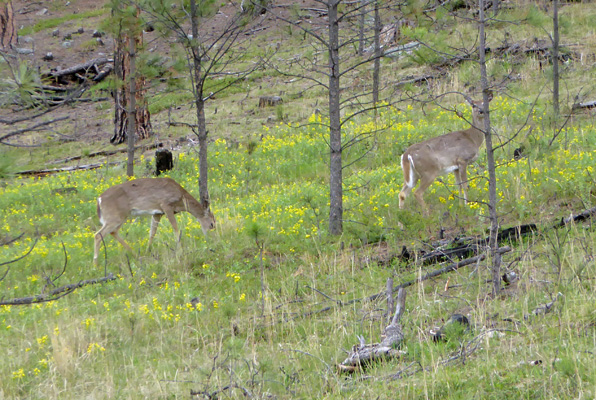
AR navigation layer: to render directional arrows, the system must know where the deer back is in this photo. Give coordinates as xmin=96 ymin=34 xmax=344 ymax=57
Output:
xmin=403 ymin=98 xmax=488 ymax=174
xmin=98 ymin=178 xmax=187 ymax=219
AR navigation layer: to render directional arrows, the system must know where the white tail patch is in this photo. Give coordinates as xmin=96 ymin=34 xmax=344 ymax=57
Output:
xmin=406 ymin=155 xmax=416 ymax=188
xmin=98 ymin=197 xmax=105 ymax=225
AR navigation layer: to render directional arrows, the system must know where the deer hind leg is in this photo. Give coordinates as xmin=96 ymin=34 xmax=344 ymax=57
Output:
xmin=147 ymin=214 xmax=163 ymax=249
xmin=93 ymin=227 xmax=107 ymax=264
xmin=399 ymin=180 xmax=417 ymax=209
xmin=94 ymin=223 xmax=130 ymax=264
xmin=414 ymin=173 xmax=438 ymax=216
xmin=399 ymin=161 xmax=419 ymax=209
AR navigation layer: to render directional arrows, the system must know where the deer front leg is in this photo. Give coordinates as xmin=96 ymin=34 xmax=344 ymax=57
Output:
xmin=163 ymin=208 xmax=181 ymax=243
xmin=454 ymin=162 xmax=469 ymax=205
xmin=148 ymin=214 xmax=163 ymax=249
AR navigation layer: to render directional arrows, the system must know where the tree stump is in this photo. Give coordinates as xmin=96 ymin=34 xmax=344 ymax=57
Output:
xmin=258 ymin=96 xmax=283 ymax=108
xmin=155 ymin=149 xmax=173 ymax=176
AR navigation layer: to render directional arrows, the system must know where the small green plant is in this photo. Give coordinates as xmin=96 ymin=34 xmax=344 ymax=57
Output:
xmin=0 ymin=62 xmax=42 ymax=107
xmin=18 ymin=9 xmax=106 ymax=35
xmin=0 ymin=150 xmax=16 ymax=178
xmin=275 ymin=104 xmax=284 ymax=121
xmin=80 ymin=39 xmax=99 ymax=52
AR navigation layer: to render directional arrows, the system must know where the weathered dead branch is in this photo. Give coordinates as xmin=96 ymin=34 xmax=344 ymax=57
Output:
xmin=48 ymin=143 xmax=161 ymax=165
xmin=0 ymin=234 xmax=38 ymax=283
xmin=553 ymin=206 xmax=596 ymax=228
xmin=44 ymin=57 xmax=112 ymax=81
xmin=0 ymin=115 xmax=70 ymax=144
xmin=16 ymin=162 xmax=107 ymax=176
xmin=524 ymin=292 xmax=563 ymax=320
xmin=338 ymin=287 xmax=407 ymax=372
xmin=572 ymin=100 xmax=596 ymax=110
xmin=0 ymin=273 xmax=116 ymax=306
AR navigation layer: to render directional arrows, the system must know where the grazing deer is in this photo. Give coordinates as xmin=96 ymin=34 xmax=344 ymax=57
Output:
xmin=398 ymin=94 xmax=492 ymax=214
xmin=93 ymin=177 xmax=216 ymax=264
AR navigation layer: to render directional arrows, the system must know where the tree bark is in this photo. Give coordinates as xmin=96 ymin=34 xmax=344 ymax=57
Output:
xmin=190 ymin=0 xmax=210 ymax=204
xmin=111 ymin=7 xmax=151 ymax=145
xmin=358 ymin=0 xmax=366 ymax=56
xmin=478 ymin=0 xmax=500 ymax=296
xmin=0 ymin=0 xmax=16 ymax=50
xmin=126 ymin=33 xmax=137 ymax=177
xmin=328 ymin=0 xmax=343 ymax=235
xmin=552 ymin=0 xmax=559 ymax=119
xmin=372 ymin=0 xmax=380 ymax=108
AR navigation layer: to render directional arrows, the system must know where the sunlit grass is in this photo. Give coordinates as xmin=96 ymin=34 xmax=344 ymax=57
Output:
xmin=18 ymin=9 xmax=107 ymax=36
xmin=4 ymin=0 xmax=596 ymax=396
xmin=2 ymin=95 xmax=596 ymax=396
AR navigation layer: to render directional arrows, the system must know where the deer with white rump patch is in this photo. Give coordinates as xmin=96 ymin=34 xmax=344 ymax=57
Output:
xmin=398 ymin=93 xmax=492 ymax=214
xmin=93 ymin=177 xmax=215 ymax=264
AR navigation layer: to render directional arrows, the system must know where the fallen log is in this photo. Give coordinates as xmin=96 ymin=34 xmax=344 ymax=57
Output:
xmin=47 ymin=57 xmax=112 ymax=79
xmin=395 ymin=73 xmax=442 ymax=88
xmin=0 ymin=273 xmax=116 ymax=306
xmin=0 ymin=116 xmax=70 ymax=143
xmin=48 ymin=143 xmax=161 ymax=165
xmin=573 ymin=100 xmax=596 ymax=110
xmin=365 ymin=246 xmax=512 ymax=304
xmin=16 ymin=162 xmax=118 ymax=177
xmin=553 ymin=206 xmax=596 ymax=228
xmin=421 ymin=224 xmax=536 ymax=264
xmin=373 ymin=224 xmax=534 ymax=267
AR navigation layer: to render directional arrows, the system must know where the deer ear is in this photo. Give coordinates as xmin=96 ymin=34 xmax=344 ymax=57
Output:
xmin=486 ymin=91 xmax=493 ymax=102
xmin=201 ymin=198 xmax=210 ymax=209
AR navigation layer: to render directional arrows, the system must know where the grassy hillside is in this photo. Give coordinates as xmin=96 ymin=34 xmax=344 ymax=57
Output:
xmin=2 ymin=0 xmax=596 ymax=398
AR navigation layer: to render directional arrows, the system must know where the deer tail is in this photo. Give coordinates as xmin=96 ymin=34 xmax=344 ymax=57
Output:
xmin=401 ymin=153 xmax=416 ymax=188
xmin=97 ymin=198 xmax=104 ymax=225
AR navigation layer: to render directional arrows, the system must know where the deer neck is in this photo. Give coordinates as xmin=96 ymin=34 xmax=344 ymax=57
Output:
xmin=180 ymin=192 xmax=202 ymax=217
xmin=466 ymin=117 xmax=486 ymax=146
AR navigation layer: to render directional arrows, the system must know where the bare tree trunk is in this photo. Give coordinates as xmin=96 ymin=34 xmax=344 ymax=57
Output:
xmin=113 ymin=22 xmax=123 ymax=144
xmin=111 ymin=8 xmax=151 ymax=145
xmin=126 ymin=34 xmax=136 ymax=177
xmin=478 ymin=0 xmax=500 ymax=296
xmin=372 ymin=0 xmax=380 ymax=108
xmin=492 ymin=0 xmax=499 ymax=14
xmin=190 ymin=0 xmax=210 ymax=204
xmin=358 ymin=0 xmax=366 ymax=56
xmin=0 ymin=0 xmax=16 ymax=50
xmin=552 ymin=0 xmax=559 ymax=119
xmin=328 ymin=0 xmax=343 ymax=235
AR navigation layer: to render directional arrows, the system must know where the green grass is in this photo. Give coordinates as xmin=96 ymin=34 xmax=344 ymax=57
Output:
xmin=3 ymin=0 xmax=596 ymax=398
xmin=2 ymin=98 xmax=596 ymax=398
xmin=18 ymin=9 xmax=107 ymax=36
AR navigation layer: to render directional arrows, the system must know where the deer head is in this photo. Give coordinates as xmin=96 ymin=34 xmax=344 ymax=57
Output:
xmin=93 ymin=177 xmax=216 ymax=264
xmin=398 ymin=93 xmax=493 ymax=214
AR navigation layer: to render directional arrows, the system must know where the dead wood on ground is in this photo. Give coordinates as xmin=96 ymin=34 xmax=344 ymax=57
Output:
xmin=48 ymin=142 xmax=161 ymax=165
xmin=338 ymin=287 xmax=407 ymax=372
xmin=0 ymin=273 xmax=116 ymax=306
